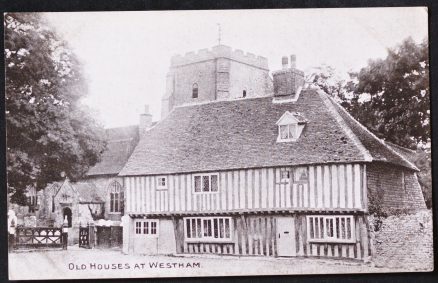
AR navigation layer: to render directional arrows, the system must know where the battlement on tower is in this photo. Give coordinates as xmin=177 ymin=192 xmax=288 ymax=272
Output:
xmin=170 ymin=45 xmax=269 ymax=70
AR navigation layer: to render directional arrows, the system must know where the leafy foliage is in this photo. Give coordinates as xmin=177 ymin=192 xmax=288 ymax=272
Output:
xmin=353 ymin=37 xmax=429 ymax=149
xmin=5 ymin=13 xmax=106 ymax=205
xmin=412 ymin=149 xmax=432 ymax=208
xmin=311 ymin=37 xmax=431 ymax=207
xmin=311 ymin=65 xmax=356 ymax=110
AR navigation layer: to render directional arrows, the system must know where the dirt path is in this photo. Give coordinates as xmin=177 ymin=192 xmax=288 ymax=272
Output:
xmin=9 ymin=247 xmax=407 ymax=280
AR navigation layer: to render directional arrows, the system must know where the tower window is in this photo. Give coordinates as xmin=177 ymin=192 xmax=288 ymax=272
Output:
xmin=192 ymin=83 xmax=198 ymax=98
xmin=242 ymin=90 xmax=247 ymax=98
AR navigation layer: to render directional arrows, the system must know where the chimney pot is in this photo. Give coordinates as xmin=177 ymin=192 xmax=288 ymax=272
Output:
xmin=144 ymin=105 xmax=150 ymax=115
xmin=281 ymin=56 xmax=288 ymax=69
xmin=290 ymin=55 xmax=296 ymax=69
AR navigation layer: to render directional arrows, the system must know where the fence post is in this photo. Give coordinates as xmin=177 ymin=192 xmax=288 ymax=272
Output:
xmin=88 ymin=222 xmax=95 ymax=249
xmin=62 ymin=216 xmax=69 ymax=250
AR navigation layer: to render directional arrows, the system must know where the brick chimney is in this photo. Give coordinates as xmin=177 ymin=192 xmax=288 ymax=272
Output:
xmin=139 ymin=105 xmax=152 ymax=136
xmin=272 ymin=54 xmax=304 ymax=99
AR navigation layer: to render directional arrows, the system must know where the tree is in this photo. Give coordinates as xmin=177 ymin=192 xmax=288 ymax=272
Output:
xmin=311 ymin=65 xmax=356 ymax=110
xmin=310 ymin=38 xmax=431 ymax=208
xmin=351 ymin=37 xmax=429 ymax=149
xmin=5 ymin=13 xmax=106 ymax=205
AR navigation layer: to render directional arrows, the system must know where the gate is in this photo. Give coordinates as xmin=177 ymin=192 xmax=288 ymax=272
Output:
xmin=96 ymin=226 xmax=123 ymax=248
xmin=15 ymin=227 xmax=65 ymax=249
xmin=79 ymin=223 xmax=94 ymax=249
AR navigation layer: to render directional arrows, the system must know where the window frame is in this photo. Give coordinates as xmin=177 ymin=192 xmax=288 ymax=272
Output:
xmin=293 ymin=167 xmax=309 ymax=183
xmin=109 ymin=181 xmax=123 ymax=214
xmin=134 ymin=219 xmax=159 ymax=237
xmin=192 ymin=173 xmax=219 ymax=194
xmin=306 ymin=215 xmax=356 ymax=244
xmin=277 ymin=123 xmax=298 ymax=142
xmin=192 ymin=83 xmax=199 ymax=98
xmin=184 ymin=217 xmax=233 ymax=243
xmin=279 ymin=168 xmax=291 ymax=184
xmin=156 ymin=176 xmax=168 ymax=191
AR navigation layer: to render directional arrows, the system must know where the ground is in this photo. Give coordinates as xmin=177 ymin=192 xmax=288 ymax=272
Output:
xmin=8 ymin=246 xmax=421 ymax=280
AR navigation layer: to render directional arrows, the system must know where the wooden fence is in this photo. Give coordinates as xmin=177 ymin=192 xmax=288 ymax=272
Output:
xmin=14 ymin=227 xmax=66 ymax=250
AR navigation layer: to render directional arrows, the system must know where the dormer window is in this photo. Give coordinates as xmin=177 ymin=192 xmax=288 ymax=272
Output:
xmin=192 ymin=83 xmax=198 ymax=98
xmin=276 ymin=111 xmax=307 ymax=142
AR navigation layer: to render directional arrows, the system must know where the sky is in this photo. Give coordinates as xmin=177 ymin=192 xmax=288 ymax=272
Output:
xmin=45 ymin=7 xmax=428 ymax=128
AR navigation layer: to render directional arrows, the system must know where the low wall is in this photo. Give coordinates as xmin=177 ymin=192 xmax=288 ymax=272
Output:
xmin=369 ymin=210 xmax=433 ymax=270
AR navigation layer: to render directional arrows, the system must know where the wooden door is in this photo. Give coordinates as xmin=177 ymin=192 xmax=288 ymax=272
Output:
xmin=276 ymin=217 xmax=296 ymax=257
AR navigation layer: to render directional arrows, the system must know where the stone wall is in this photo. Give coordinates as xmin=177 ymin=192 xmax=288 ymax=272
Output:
xmin=86 ymin=175 xmax=125 ymax=222
xmin=369 ymin=210 xmax=433 ymax=270
xmin=161 ymin=45 xmax=272 ymax=118
xmin=367 ymin=162 xmax=426 ymax=211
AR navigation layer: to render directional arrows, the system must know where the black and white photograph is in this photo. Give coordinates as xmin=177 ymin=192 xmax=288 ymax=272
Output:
xmin=5 ymin=7 xmax=432 ymax=280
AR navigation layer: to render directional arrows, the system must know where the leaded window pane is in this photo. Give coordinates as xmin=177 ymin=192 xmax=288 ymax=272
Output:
xmin=280 ymin=125 xmax=288 ymax=139
xmin=288 ymin=124 xmax=296 ymax=138
xmin=194 ymin=176 xmax=201 ymax=192
xmin=211 ymin=175 xmax=218 ymax=191
xmin=202 ymin=176 xmax=210 ymax=192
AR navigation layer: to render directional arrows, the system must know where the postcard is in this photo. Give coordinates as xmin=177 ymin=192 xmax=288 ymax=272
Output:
xmin=6 ymin=8 xmax=432 ymax=280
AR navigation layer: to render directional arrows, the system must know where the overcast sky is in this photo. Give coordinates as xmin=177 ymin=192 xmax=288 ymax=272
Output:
xmin=45 ymin=7 xmax=428 ymax=128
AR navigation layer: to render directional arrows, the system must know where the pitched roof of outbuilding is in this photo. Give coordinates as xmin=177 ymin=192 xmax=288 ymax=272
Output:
xmin=87 ymin=125 xmax=139 ymax=176
xmin=328 ymin=96 xmax=418 ymax=171
xmin=119 ymin=88 xmax=417 ymax=177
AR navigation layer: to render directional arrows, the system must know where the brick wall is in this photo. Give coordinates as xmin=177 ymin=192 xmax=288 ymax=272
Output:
xmin=369 ymin=210 xmax=433 ymax=270
xmin=367 ymin=162 xmax=426 ymax=211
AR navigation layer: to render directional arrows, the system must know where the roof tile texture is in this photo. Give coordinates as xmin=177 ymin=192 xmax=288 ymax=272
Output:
xmin=119 ymin=89 xmax=369 ymax=176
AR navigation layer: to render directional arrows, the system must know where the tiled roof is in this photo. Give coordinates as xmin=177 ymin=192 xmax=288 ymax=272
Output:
xmin=384 ymin=141 xmax=419 ymax=166
xmin=327 ymin=96 xmax=418 ymax=171
xmin=119 ymin=88 xmax=415 ymax=176
xmin=87 ymin=125 xmax=139 ymax=176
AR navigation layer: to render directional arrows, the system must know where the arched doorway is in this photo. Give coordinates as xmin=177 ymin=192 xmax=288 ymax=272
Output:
xmin=63 ymin=207 xmax=72 ymax=227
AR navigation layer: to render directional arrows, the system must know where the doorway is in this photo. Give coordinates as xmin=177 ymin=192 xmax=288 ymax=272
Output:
xmin=276 ymin=217 xmax=297 ymax=256
xmin=63 ymin=207 xmax=72 ymax=227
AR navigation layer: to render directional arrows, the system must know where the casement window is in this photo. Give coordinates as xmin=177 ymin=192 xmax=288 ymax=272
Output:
xmin=279 ymin=124 xmax=297 ymax=141
xmin=279 ymin=168 xmax=291 ymax=183
xmin=135 ymin=220 xmax=158 ymax=236
xmin=192 ymin=83 xmax=198 ymax=98
xmin=293 ymin=167 xmax=309 ymax=183
xmin=184 ymin=217 xmax=233 ymax=242
xmin=193 ymin=173 xmax=219 ymax=193
xmin=109 ymin=181 xmax=123 ymax=213
xmin=156 ymin=176 xmax=168 ymax=191
xmin=307 ymin=215 xmax=355 ymax=243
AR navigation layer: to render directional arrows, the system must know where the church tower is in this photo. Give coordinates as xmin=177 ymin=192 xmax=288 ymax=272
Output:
xmin=161 ymin=45 xmax=273 ymax=118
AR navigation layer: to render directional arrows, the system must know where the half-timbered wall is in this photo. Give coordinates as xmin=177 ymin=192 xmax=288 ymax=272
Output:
xmin=124 ymin=163 xmax=367 ymax=214
xmin=170 ymin=214 xmax=370 ymax=260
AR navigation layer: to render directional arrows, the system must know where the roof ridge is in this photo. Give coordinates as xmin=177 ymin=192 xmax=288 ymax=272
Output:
xmin=324 ymin=92 xmax=419 ymax=171
xmin=316 ymin=88 xmax=372 ymax=162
